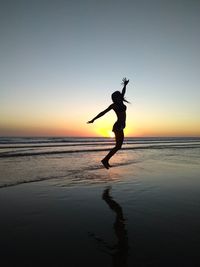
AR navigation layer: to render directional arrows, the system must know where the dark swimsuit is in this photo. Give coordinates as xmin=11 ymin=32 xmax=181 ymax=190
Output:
xmin=112 ymin=103 xmax=127 ymax=132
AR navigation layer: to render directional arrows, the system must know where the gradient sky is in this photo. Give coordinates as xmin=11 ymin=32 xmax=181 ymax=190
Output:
xmin=0 ymin=0 xmax=200 ymax=137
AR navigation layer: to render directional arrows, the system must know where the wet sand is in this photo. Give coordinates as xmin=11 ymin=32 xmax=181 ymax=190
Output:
xmin=1 ymin=149 xmax=200 ymax=266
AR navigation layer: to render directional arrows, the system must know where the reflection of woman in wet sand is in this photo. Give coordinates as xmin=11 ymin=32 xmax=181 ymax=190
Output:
xmin=87 ymin=78 xmax=129 ymax=169
xmin=88 ymin=187 xmax=129 ymax=266
xmin=102 ymin=187 xmax=129 ymax=267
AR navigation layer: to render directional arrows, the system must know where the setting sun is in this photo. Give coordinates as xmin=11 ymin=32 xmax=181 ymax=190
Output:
xmin=109 ymin=131 xmax=115 ymax=138
xmin=95 ymin=127 xmax=115 ymax=138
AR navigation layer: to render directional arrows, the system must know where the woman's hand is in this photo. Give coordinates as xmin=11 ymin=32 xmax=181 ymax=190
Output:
xmin=122 ymin=77 xmax=129 ymax=86
xmin=87 ymin=119 xmax=94 ymax=124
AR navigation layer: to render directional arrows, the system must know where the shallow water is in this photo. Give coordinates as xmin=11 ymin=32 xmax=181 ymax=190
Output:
xmin=0 ymin=137 xmax=200 ymax=188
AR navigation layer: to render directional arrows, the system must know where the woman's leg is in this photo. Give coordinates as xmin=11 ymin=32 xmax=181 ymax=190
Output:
xmin=101 ymin=130 xmax=124 ymax=168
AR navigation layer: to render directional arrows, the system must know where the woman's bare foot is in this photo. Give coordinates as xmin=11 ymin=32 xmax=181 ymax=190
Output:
xmin=101 ymin=159 xmax=110 ymax=169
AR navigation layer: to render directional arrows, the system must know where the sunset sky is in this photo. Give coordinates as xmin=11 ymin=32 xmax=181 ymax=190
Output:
xmin=0 ymin=0 xmax=200 ymax=137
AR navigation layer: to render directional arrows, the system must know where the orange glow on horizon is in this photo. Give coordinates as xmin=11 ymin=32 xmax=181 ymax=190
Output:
xmin=1 ymin=127 xmax=199 ymax=137
xmin=1 ymin=110 xmax=200 ymax=137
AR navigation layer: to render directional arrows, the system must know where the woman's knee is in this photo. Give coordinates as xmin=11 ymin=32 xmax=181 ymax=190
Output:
xmin=115 ymin=142 xmax=122 ymax=150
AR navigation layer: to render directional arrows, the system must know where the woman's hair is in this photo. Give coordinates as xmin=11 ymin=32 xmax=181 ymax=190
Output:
xmin=111 ymin=91 xmax=130 ymax=103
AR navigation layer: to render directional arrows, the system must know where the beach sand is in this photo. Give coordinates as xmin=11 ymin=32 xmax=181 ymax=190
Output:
xmin=1 ymin=148 xmax=200 ymax=266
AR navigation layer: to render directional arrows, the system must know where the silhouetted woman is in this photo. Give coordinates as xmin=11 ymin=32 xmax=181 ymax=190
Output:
xmin=87 ymin=78 xmax=129 ymax=169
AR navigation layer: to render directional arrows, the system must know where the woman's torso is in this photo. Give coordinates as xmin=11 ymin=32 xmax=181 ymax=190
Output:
xmin=113 ymin=103 xmax=126 ymax=128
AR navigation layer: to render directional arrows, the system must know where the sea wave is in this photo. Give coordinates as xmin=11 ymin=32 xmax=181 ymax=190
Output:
xmin=0 ymin=143 xmax=200 ymax=158
xmin=0 ymin=137 xmax=200 ymax=158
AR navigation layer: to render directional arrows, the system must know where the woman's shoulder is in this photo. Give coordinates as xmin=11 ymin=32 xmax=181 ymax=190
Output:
xmin=109 ymin=103 xmax=115 ymax=109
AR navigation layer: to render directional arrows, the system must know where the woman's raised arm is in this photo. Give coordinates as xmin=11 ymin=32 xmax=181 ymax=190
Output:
xmin=121 ymin=77 xmax=129 ymax=98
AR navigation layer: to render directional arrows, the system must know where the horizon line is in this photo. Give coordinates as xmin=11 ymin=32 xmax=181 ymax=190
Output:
xmin=0 ymin=135 xmax=200 ymax=139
